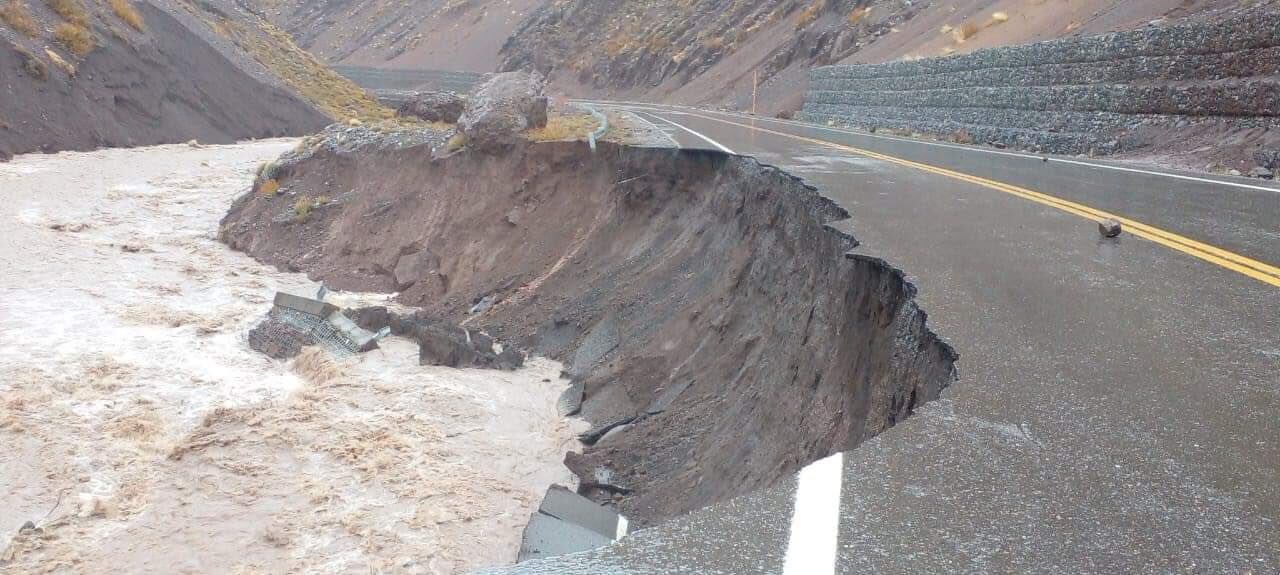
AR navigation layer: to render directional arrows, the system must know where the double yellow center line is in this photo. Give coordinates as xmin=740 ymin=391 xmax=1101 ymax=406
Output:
xmin=671 ymin=111 xmax=1280 ymax=288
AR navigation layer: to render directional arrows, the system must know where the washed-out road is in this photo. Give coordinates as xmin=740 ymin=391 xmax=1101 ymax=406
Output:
xmin=484 ymin=104 xmax=1280 ymax=574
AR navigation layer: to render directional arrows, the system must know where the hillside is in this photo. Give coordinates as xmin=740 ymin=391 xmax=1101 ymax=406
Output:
xmin=501 ymin=0 xmax=1253 ymax=115
xmin=254 ymin=0 xmax=544 ymax=72
xmin=0 ymin=0 xmax=386 ymax=160
xmin=249 ymin=0 xmax=1262 ymax=118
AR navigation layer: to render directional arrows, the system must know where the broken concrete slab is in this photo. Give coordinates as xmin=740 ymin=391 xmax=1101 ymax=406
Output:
xmin=538 ymin=485 xmax=628 ymax=541
xmin=325 ymin=311 xmax=380 ymax=352
xmin=516 ymin=485 xmax=628 ymax=563
xmin=273 ymin=291 xmax=339 ymax=319
xmin=516 ymin=513 xmax=614 ymax=563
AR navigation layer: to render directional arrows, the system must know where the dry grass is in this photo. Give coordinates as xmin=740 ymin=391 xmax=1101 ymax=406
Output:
xmin=988 ymin=11 xmax=1009 ymax=26
xmin=1 ymin=1 xmax=39 ymax=36
xmin=231 ymin=19 xmax=392 ymax=122
xmin=293 ymin=197 xmax=312 ymax=220
xmin=45 ymin=0 xmax=87 ymax=26
xmin=256 ymin=160 xmax=280 ymax=179
xmin=846 ymin=6 xmax=867 ymax=26
xmin=951 ymin=20 xmax=979 ymax=43
xmin=794 ymin=3 xmax=820 ymax=28
xmin=109 ymin=0 xmax=144 ymax=31
xmin=525 ymin=114 xmax=602 ymax=142
xmin=445 ymin=132 xmax=468 ymax=153
xmin=13 ymin=43 xmax=47 ymax=79
xmin=45 ymin=47 xmax=75 ymax=75
xmin=53 ymin=22 xmax=94 ymax=55
xmin=950 ymin=128 xmax=974 ymax=144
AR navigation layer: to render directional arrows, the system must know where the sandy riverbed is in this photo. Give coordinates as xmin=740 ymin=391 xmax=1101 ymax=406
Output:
xmin=0 ymin=140 xmax=583 ymax=574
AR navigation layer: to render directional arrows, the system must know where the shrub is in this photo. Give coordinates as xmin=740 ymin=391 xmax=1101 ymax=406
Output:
xmin=293 ymin=197 xmax=312 ymax=220
xmin=256 ymin=160 xmax=280 ymax=180
xmin=951 ymin=21 xmax=979 ymax=43
xmin=1 ymin=1 xmax=38 ymax=36
xmin=18 ymin=46 xmax=47 ymax=79
xmin=258 ymin=179 xmax=280 ymax=197
xmin=951 ymin=129 xmax=974 ymax=145
xmin=445 ymin=132 xmax=468 ymax=153
xmin=45 ymin=0 xmax=87 ymax=26
xmin=109 ymin=0 xmax=144 ymax=31
xmin=53 ymin=22 xmax=93 ymax=55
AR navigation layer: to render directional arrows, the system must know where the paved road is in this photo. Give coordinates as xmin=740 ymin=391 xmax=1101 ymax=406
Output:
xmin=486 ymin=105 xmax=1280 ymax=574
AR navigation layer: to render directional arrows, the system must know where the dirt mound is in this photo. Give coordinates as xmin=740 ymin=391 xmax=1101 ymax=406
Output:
xmin=219 ymin=135 xmax=957 ymax=524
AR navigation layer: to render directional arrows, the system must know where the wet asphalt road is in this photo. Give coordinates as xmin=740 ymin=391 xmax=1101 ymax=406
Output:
xmin=487 ymin=105 xmax=1280 ymax=574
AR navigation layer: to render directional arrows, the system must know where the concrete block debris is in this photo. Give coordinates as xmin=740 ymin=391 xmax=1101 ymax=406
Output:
xmin=517 ymin=485 xmax=628 ymax=562
xmin=248 ymin=291 xmax=385 ymax=359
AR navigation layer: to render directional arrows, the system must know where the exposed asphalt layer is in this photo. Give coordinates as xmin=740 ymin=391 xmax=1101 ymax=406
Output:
xmin=483 ymin=104 xmax=1280 ymax=574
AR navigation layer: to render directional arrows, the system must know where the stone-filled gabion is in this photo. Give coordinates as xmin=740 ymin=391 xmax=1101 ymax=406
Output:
xmin=799 ymin=10 xmax=1280 ymax=155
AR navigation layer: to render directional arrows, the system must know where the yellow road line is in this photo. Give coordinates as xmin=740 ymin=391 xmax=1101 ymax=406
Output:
xmin=670 ymin=111 xmax=1280 ymax=288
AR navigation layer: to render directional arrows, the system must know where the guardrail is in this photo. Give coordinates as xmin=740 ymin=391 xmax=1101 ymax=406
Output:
xmin=584 ymin=105 xmax=609 ymax=151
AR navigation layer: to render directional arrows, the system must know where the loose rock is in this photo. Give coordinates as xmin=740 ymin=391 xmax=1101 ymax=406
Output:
xmin=396 ymin=91 xmax=466 ymax=123
xmin=457 ymin=71 xmax=548 ymax=150
xmin=1248 ymin=166 xmax=1274 ymax=180
xmin=1098 ymin=218 xmax=1122 ymax=238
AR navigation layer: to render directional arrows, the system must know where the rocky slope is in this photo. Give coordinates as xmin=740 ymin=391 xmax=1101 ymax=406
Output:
xmin=0 ymin=0 xmax=386 ymax=160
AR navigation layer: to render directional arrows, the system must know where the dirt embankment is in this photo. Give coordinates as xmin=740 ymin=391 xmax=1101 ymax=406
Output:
xmin=219 ymin=134 xmax=958 ymax=524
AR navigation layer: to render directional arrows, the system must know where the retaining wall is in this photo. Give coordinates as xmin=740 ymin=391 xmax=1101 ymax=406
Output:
xmin=800 ymin=11 xmax=1280 ymax=155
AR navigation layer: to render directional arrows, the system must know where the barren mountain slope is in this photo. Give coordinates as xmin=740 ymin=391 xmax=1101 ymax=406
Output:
xmin=0 ymin=0 xmax=385 ymax=160
xmin=254 ymin=0 xmax=545 ymax=71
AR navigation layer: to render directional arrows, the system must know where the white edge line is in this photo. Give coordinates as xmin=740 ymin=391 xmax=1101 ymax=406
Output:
xmin=586 ymin=100 xmax=1280 ymax=194
xmin=782 ymin=451 xmax=844 ymax=575
xmin=640 ymin=111 xmax=736 ymax=155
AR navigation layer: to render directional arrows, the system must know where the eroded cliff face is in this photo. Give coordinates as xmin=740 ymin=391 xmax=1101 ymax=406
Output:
xmin=219 ymin=135 xmax=957 ymax=524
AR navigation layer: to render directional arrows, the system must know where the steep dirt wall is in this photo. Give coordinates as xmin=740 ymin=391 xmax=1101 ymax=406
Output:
xmin=0 ymin=2 xmax=329 ymax=160
xmin=801 ymin=9 xmax=1280 ymax=158
xmin=219 ymin=136 xmax=957 ymax=524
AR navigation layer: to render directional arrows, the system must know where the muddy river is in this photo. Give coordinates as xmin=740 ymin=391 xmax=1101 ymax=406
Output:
xmin=0 ymin=140 xmax=582 ymax=574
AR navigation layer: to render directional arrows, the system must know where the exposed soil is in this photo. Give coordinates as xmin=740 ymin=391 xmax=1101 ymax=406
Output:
xmin=219 ymin=135 xmax=958 ymax=525
xmin=0 ymin=140 xmax=582 ymax=573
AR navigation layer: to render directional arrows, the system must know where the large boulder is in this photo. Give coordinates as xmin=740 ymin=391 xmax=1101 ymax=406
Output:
xmin=457 ymin=71 xmax=549 ymax=150
xmin=396 ymin=91 xmax=467 ymax=123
